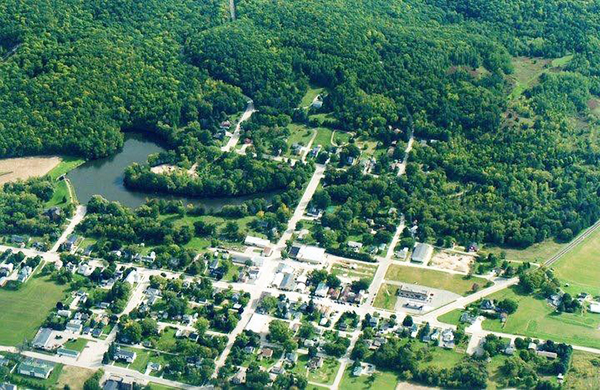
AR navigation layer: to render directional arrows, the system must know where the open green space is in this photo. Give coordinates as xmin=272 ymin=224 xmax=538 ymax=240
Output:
xmin=45 ymin=180 xmax=72 ymax=208
xmin=0 ymin=271 xmax=68 ymax=345
xmin=484 ymin=239 xmax=566 ymax=264
xmin=482 ymin=286 xmax=600 ymax=349
xmin=291 ymin=354 xmax=340 ymax=386
xmin=300 ymin=85 xmax=325 ymax=107
xmin=437 ymin=309 xmax=462 ymax=326
xmin=340 ymin=367 xmax=399 ymax=390
xmin=286 ymin=123 xmax=315 ymax=148
xmin=129 ymin=348 xmax=168 ymax=373
xmin=312 ymin=127 xmax=333 ymax=148
xmin=552 ymin=226 xmax=600 ymax=296
xmin=508 ymin=55 xmax=573 ymax=100
xmin=148 ymin=384 xmax=179 ymax=390
xmin=63 ymin=338 xmax=88 ymax=352
xmin=331 ymin=262 xmax=377 ymax=284
xmin=373 ymin=283 xmax=399 ymax=310
xmin=564 ymin=351 xmax=600 ymax=389
xmin=333 ymin=131 xmax=352 ymax=146
xmin=46 ymin=156 xmax=85 ymax=180
xmin=416 ymin=345 xmax=465 ymax=370
xmin=385 ymin=265 xmax=486 ymax=296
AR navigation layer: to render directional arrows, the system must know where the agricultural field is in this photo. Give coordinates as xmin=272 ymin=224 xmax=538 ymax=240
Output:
xmin=340 ymin=367 xmax=399 ymax=390
xmin=0 ymin=270 xmax=68 ymax=345
xmin=482 ymin=287 xmax=600 ymax=349
xmin=384 ymin=265 xmax=487 ymax=296
xmin=0 ymin=156 xmax=61 ymax=185
xmin=552 ymin=227 xmax=600 ymax=296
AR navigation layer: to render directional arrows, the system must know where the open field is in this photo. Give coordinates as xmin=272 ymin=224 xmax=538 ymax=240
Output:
xmin=508 ymin=55 xmax=572 ymax=100
xmin=484 ymin=239 xmax=566 ymax=264
xmin=331 ymin=260 xmax=377 ymax=283
xmin=313 ymin=127 xmax=333 ymax=148
xmin=482 ymin=287 xmax=600 ymax=349
xmin=0 ymin=156 xmax=61 ymax=184
xmin=385 ymin=265 xmax=486 ymax=296
xmin=56 ymin=365 xmax=96 ymax=389
xmin=63 ymin=338 xmax=89 ymax=352
xmin=46 ymin=156 xmax=85 ymax=180
xmin=564 ymin=351 xmax=600 ymax=389
xmin=45 ymin=180 xmax=72 ymax=208
xmin=286 ymin=123 xmax=315 ymax=147
xmin=333 ymin=131 xmax=352 ymax=145
xmin=373 ymin=283 xmax=399 ymax=310
xmin=340 ymin=367 xmax=399 ymax=390
xmin=417 ymin=345 xmax=465 ymax=370
xmin=551 ymin=225 xmax=600 ymax=296
xmin=301 ymin=85 xmax=325 ymax=107
xmin=437 ymin=309 xmax=462 ymax=326
xmin=0 ymin=270 xmax=68 ymax=345
xmin=291 ymin=354 xmax=340 ymax=385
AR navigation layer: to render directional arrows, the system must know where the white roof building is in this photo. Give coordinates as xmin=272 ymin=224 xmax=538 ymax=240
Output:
xmin=589 ymin=302 xmax=600 ymax=314
xmin=295 ymin=245 xmax=326 ymax=264
xmin=245 ymin=314 xmax=271 ymax=334
xmin=245 ymin=235 xmax=271 ymax=248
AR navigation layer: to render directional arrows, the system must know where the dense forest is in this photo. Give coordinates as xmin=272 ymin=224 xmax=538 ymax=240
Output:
xmin=2 ymin=0 xmax=600 ymax=246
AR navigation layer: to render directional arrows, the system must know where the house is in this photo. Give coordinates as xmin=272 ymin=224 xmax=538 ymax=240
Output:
xmin=286 ymin=352 xmax=298 ymax=363
xmin=352 ymin=366 xmax=363 ymax=376
xmin=279 ymin=273 xmax=296 ymax=291
xmin=17 ymin=266 xmax=32 ymax=283
xmin=45 ymin=207 xmax=62 ymax=222
xmin=124 ymin=269 xmax=138 ymax=285
xmin=460 ymin=312 xmax=477 ymax=324
xmin=61 ymin=235 xmax=78 ymax=252
xmin=32 ymin=328 xmax=54 ymax=350
xmin=77 ymin=263 xmax=93 ymax=276
xmin=368 ymin=316 xmax=379 ymax=328
xmin=270 ymin=366 xmax=285 ymax=375
xmin=147 ymin=362 xmax=161 ymax=372
xmin=57 ymin=309 xmax=72 ymax=318
xmin=10 ymin=235 xmax=29 ymax=246
xmin=315 ymin=282 xmax=328 ymax=297
xmin=536 ymin=350 xmax=558 ymax=360
xmin=396 ymin=285 xmax=431 ymax=302
xmin=395 ymin=247 xmax=409 ymax=260
xmin=308 ymin=357 xmax=323 ymax=370
xmin=243 ymin=346 xmax=255 ymax=354
xmin=0 ymin=263 xmax=14 ymax=275
xmin=409 ymin=324 xmax=419 ymax=338
xmin=589 ymin=302 xmax=600 ymax=314
xmin=411 ymin=243 xmax=433 ymax=264
xmin=232 ymin=368 xmax=246 ymax=385
xmin=440 ymin=329 xmax=455 ymax=349
xmin=260 ymin=348 xmax=273 ymax=359
xmin=504 ymin=345 xmax=516 ymax=355
xmin=115 ymin=348 xmax=137 ymax=363
xmin=66 ymin=320 xmax=83 ymax=334
xmin=480 ymin=299 xmax=495 ymax=311
xmin=245 ymin=235 xmax=271 ymax=248
xmin=528 ymin=342 xmax=537 ymax=350
xmin=18 ymin=358 xmax=55 ymax=379
xmin=347 ymin=241 xmax=363 ymax=252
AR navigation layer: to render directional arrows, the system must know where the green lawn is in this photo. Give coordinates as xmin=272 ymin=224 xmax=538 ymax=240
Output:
xmin=286 ymin=123 xmax=315 ymax=148
xmin=291 ymin=354 xmax=340 ymax=385
xmin=385 ymin=265 xmax=486 ymax=296
xmin=0 ymin=270 xmax=68 ymax=345
xmin=484 ymin=239 xmax=566 ymax=264
xmin=552 ymin=226 xmax=600 ymax=296
xmin=482 ymin=287 xmax=600 ymax=349
xmin=45 ymin=180 xmax=72 ymax=208
xmin=46 ymin=156 xmax=85 ymax=180
xmin=437 ymin=309 xmax=463 ymax=326
xmin=340 ymin=367 xmax=399 ymax=390
xmin=331 ymin=263 xmax=377 ymax=284
xmin=373 ymin=284 xmax=399 ymax=310
xmin=333 ymin=131 xmax=352 ymax=145
xmin=312 ymin=127 xmax=333 ymax=148
xmin=149 ymin=384 xmax=179 ymax=390
xmin=63 ymin=338 xmax=88 ymax=352
xmin=129 ymin=348 xmax=168 ymax=373
xmin=417 ymin=345 xmax=465 ymax=370
xmin=300 ymin=85 xmax=325 ymax=107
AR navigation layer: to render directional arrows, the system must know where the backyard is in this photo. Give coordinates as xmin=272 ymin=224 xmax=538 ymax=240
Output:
xmin=340 ymin=368 xmax=399 ymax=390
xmin=291 ymin=354 xmax=340 ymax=386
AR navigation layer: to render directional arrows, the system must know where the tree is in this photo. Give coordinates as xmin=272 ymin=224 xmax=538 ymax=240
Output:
xmin=268 ymin=320 xmax=293 ymax=344
xmin=497 ymin=298 xmax=519 ymax=314
xmin=402 ymin=315 xmax=414 ymax=327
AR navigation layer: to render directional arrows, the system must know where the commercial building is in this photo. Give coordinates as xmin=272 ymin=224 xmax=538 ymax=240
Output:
xmin=411 ymin=243 xmax=433 ymax=264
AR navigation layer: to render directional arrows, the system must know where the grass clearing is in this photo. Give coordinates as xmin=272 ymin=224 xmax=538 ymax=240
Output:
xmin=385 ymin=265 xmax=486 ymax=296
xmin=313 ymin=127 xmax=333 ymax=148
xmin=47 ymin=156 xmax=85 ymax=180
xmin=45 ymin=180 xmax=72 ymax=208
xmin=340 ymin=367 xmax=399 ymax=390
xmin=416 ymin=345 xmax=465 ymax=370
xmin=552 ymin=226 xmax=600 ymax=296
xmin=301 ymin=85 xmax=325 ymax=107
xmin=482 ymin=286 xmax=600 ymax=349
xmin=484 ymin=239 xmax=566 ymax=264
xmin=56 ymin=365 xmax=96 ymax=389
xmin=286 ymin=123 xmax=315 ymax=147
xmin=63 ymin=338 xmax=88 ymax=352
xmin=0 ymin=270 xmax=68 ymax=345
xmin=508 ymin=55 xmax=573 ymax=100
xmin=437 ymin=309 xmax=462 ymax=326
xmin=291 ymin=354 xmax=340 ymax=385
xmin=564 ymin=351 xmax=600 ymax=389
xmin=373 ymin=283 xmax=399 ymax=310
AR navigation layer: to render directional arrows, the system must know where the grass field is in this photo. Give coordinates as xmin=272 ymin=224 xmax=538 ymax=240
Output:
xmin=384 ymin=265 xmax=486 ymax=296
xmin=333 ymin=131 xmax=352 ymax=145
xmin=482 ymin=287 xmax=600 ymax=349
xmin=63 ymin=338 xmax=88 ymax=352
xmin=47 ymin=156 xmax=85 ymax=180
xmin=437 ymin=309 xmax=462 ymax=326
xmin=484 ymin=239 xmax=566 ymax=264
xmin=331 ymin=262 xmax=377 ymax=284
xmin=552 ymin=227 xmax=600 ymax=296
xmin=313 ymin=127 xmax=333 ymax=148
xmin=56 ymin=365 xmax=96 ymax=389
xmin=149 ymin=384 xmax=179 ymax=390
xmin=291 ymin=354 xmax=340 ymax=385
xmin=45 ymin=180 xmax=72 ymax=208
xmin=340 ymin=367 xmax=399 ymax=390
xmin=301 ymin=85 xmax=325 ymax=107
xmin=564 ymin=351 xmax=600 ymax=389
xmin=417 ymin=345 xmax=465 ymax=370
xmin=129 ymin=348 xmax=168 ymax=373
xmin=0 ymin=270 xmax=68 ymax=345
xmin=508 ymin=55 xmax=572 ymax=100
xmin=373 ymin=283 xmax=399 ymax=310
xmin=286 ymin=123 xmax=315 ymax=147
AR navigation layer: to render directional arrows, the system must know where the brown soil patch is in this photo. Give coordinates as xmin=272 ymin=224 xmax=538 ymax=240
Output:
xmin=56 ymin=365 xmax=96 ymax=389
xmin=0 ymin=156 xmax=61 ymax=184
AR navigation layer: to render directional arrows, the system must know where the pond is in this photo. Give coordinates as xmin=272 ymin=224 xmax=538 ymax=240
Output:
xmin=68 ymin=132 xmax=275 ymax=209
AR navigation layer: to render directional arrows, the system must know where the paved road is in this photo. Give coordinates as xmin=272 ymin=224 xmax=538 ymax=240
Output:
xmin=51 ymin=205 xmax=87 ymax=252
xmin=397 ymin=134 xmax=414 ymax=177
xmin=229 ymin=0 xmax=236 ymax=20
xmin=367 ymin=217 xmax=405 ymax=298
xmin=221 ymin=101 xmax=255 ymax=152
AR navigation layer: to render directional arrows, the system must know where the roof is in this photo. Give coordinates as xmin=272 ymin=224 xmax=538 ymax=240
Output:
xmin=18 ymin=358 xmax=54 ymax=376
xmin=411 ymin=243 xmax=433 ymax=263
xmin=589 ymin=302 xmax=600 ymax=313
xmin=296 ymin=245 xmax=325 ymax=263
xmin=32 ymin=328 xmax=53 ymax=348
xmin=245 ymin=235 xmax=271 ymax=248
xmin=246 ymin=313 xmax=270 ymax=334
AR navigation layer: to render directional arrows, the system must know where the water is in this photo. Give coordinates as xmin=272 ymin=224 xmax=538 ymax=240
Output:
xmin=68 ymin=132 xmax=275 ymax=209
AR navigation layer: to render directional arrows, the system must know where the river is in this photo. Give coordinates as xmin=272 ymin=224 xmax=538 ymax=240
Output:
xmin=68 ymin=132 xmax=275 ymax=209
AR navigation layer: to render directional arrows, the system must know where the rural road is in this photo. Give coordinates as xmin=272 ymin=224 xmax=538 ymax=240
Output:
xmin=51 ymin=205 xmax=87 ymax=252
xmin=221 ymin=101 xmax=255 ymax=152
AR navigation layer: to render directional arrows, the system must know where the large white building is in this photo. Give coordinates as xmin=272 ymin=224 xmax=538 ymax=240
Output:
xmin=290 ymin=244 xmax=326 ymax=264
xmin=245 ymin=235 xmax=271 ymax=248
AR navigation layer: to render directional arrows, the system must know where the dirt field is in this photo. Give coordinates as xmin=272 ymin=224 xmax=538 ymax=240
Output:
xmin=429 ymin=251 xmax=474 ymax=273
xmin=56 ymin=365 xmax=96 ymax=389
xmin=0 ymin=156 xmax=61 ymax=184
xmin=150 ymin=163 xmax=198 ymax=177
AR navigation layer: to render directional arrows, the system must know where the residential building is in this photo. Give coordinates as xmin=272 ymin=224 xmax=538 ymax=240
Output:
xmin=18 ymin=358 xmax=55 ymax=379
xmin=244 ymin=235 xmax=271 ymax=248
